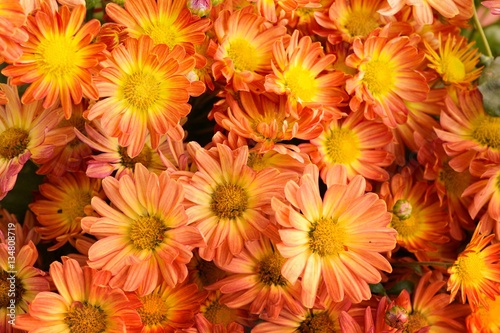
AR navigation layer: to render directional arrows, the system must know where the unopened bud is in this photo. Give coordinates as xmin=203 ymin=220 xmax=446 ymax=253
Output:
xmin=393 ymin=199 xmax=412 ymax=220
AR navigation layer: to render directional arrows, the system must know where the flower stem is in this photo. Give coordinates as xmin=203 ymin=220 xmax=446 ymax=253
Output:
xmin=473 ymin=5 xmax=494 ymax=59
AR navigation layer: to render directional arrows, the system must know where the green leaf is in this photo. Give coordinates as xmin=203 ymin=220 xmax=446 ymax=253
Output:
xmin=386 ymin=280 xmax=415 ymax=295
xmin=478 ymin=56 xmax=500 ymax=116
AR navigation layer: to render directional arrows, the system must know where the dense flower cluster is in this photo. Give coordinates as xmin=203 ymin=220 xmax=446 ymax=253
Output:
xmin=0 ymin=0 xmax=500 ymax=332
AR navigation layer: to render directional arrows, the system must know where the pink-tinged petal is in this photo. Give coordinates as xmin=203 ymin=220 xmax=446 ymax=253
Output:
xmin=279 ymin=229 xmax=308 ymax=247
xmin=29 ymin=292 xmax=68 ymax=320
xmin=301 ymin=254 xmax=321 ymax=308
xmin=280 ymin=250 xmax=309 ymax=283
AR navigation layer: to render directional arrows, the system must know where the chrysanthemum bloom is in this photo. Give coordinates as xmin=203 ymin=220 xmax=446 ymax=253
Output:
xmin=377 ymin=0 xmax=471 ymax=25
xmin=316 ymin=0 xmax=388 ymax=44
xmin=75 ymin=120 xmax=173 ymax=179
xmin=467 ymin=294 xmax=500 ymax=332
xmin=1 ymin=4 xmax=105 ymax=119
xmin=88 ymin=35 xmax=203 ymax=158
xmin=253 ymin=296 xmax=351 ymax=332
xmin=425 ymin=34 xmax=482 ymax=90
xmin=417 ymin=138 xmax=476 ymax=240
xmin=345 ymin=31 xmax=429 ymax=128
xmin=212 ymin=7 xmax=288 ymax=92
xmin=137 ymin=282 xmax=206 ymax=332
xmin=435 ymin=89 xmax=500 ymax=172
xmin=82 ymin=163 xmax=205 ymax=295
xmin=106 ymin=0 xmax=211 ymax=54
xmin=379 ymin=167 xmax=449 ymax=253
xmin=14 ymin=257 xmax=142 ymax=333
xmin=300 ymin=109 xmax=394 ymax=187
xmin=34 ymin=101 xmax=92 ymax=176
xmin=29 ymin=172 xmax=103 ymax=251
xmin=95 ymin=23 xmax=128 ymax=52
xmin=272 ymin=164 xmax=396 ymax=306
xmin=0 ymin=240 xmax=49 ymax=333
xmin=0 ymin=0 xmax=28 ymax=62
xmin=215 ymin=91 xmax=324 ymax=152
xmin=447 ymin=223 xmax=500 ymax=308
xmin=206 ymin=237 xmax=303 ymax=318
xmin=0 ymin=84 xmax=62 ymax=200
xmin=265 ymin=29 xmax=346 ymax=118
xmin=382 ymin=272 xmax=470 ymax=333
xmin=483 ymin=0 xmax=500 ymax=15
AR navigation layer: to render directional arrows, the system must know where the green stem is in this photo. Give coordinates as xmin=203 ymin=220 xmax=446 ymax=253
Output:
xmin=473 ymin=5 xmax=494 ymax=59
xmin=392 ymin=261 xmax=454 ymax=268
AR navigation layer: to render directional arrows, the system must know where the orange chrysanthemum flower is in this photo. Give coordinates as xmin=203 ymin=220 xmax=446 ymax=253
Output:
xmin=81 ymin=163 xmax=205 ymax=295
xmin=435 ymin=89 xmax=500 ymax=172
xmin=272 ymin=164 xmax=396 ymax=306
xmin=380 ymin=167 xmax=449 ymax=253
xmin=212 ymin=7 xmax=288 ymax=92
xmin=137 ymin=282 xmax=206 ymax=332
xmin=2 ymin=4 xmax=105 ymax=118
xmin=345 ymin=31 xmax=429 ymax=127
xmin=184 ymin=143 xmax=296 ymax=267
xmin=88 ymin=35 xmax=202 ymax=158
xmin=29 ymin=172 xmax=103 ymax=251
xmin=0 ymin=84 xmax=62 ymax=200
xmin=447 ymin=223 xmax=500 ymax=308
xmin=425 ymin=34 xmax=482 ymax=90
xmin=206 ymin=237 xmax=303 ymax=318
xmin=0 ymin=0 xmax=28 ymax=62
xmin=265 ymin=30 xmax=346 ymax=118
xmin=14 ymin=257 xmax=142 ymax=333
xmin=300 ymin=109 xmax=394 ymax=186
xmin=467 ymin=294 xmax=500 ymax=333
xmin=106 ymin=0 xmax=210 ymax=54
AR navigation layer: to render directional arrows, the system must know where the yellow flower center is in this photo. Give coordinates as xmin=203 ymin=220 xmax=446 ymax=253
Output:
xmin=143 ymin=22 xmax=178 ymax=49
xmin=309 ymin=218 xmax=346 ymax=257
xmin=454 ymin=251 xmax=487 ymax=286
xmin=362 ymin=58 xmax=394 ymax=97
xmin=138 ymin=293 xmax=168 ymax=327
xmin=471 ymin=114 xmax=500 ymax=150
xmin=37 ymin=35 xmax=78 ymax=77
xmin=119 ymin=146 xmax=153 ymax=169
xmin=440 ymin=54 xmax=466 ymax=83
xmin=299 ymin=312 xmax=337 ymax=333
xmin=64 ymin=302 xmax=107 ymax=333
xmin=210 ymin=183 xmax=248 ymax=220
xmin=284 ymin=66 xmax=317 ymax=103
xmin=121 ymin=71 xmax=162 ymax=112
xmin=439 ymin=162 xmax=470 ymax=196
xmin=0 ymin=128 xmax=30 ymax=159
xmin=0 ymin=271 xmax=25 ymax=308
xmin=129 ymin=216 xmax=168 ymax=251
xmin=322 ymin=127 xmax=360 ymax=165
xmin=203 ymin=296 xmax=238 ymax=326
xmin=58 ymin=191 xmax=92 ymax=225
xmin=343 ymin=10 xmax=379 ymax=38
xmin=257 ymin=251 xmax=287 ymax=286
xmin=404 ymin=312 xmax=429 ymax=333
xmin=391 ymin=211 xmax=419 ymax=240
xmin=226 ymin=38 xmax=258 ymax=72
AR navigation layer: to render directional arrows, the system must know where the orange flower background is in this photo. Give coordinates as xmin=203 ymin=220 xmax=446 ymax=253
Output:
xmin=0 ymin=0 xmax=499 ymax=332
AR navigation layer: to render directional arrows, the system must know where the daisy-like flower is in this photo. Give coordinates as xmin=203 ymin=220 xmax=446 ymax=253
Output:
xmin=0 ymin=83 xmax=62 ymax=200
xmin=0 ymin=234 xmax=49 ymax=333
xmin=82 ymin=163 xmax=205 ymax=295
xmin=29 ymin=172 xmax=103 ymax=251
xmin=206 ymin=236 xmax=303 ymax=318
xmin=467 ymin=294 xmax=500 ymax=332
xmin=447 ymin=223 xmax=500 ymax=308
xmin=435 ymin=88 xmax=500 ymax=172
xmin=106 ymin=0 xmax=211 ymax=54
xmin=88 ymin=35 xmax=202 ymax=158
xmin=212 ymin=7 xmax=288 ymax=92
xmin=380 ymin=167 xmax=450 ymax=253
xmin=2 ymin=4 xmax=106 ymax=118
xmin=300 ymin=109 xmax=394 ymax=187
xmin=183 ymin=143 xmax=296 ymax=267
xmin=265 ymin=29 xmax=346 ymax=117
xmin=425 ymin=34 xmax=482 ymax=90
xmin=214 ymin=91 xmax=324 ymax=152
xmin=14 ymin=257 xmax=142 ymax=333
xmin=0 ymin=0 xmax=28 ymax=62
xmin=74 ymin=120 xmax=173 ymax=179
xmin=272 ymin=164 xmax=397 ymax=306
xmin=137 ymin=282 xmax=206 ymax=332
xmin=345 ymin=30 xmax=429 ymax=128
